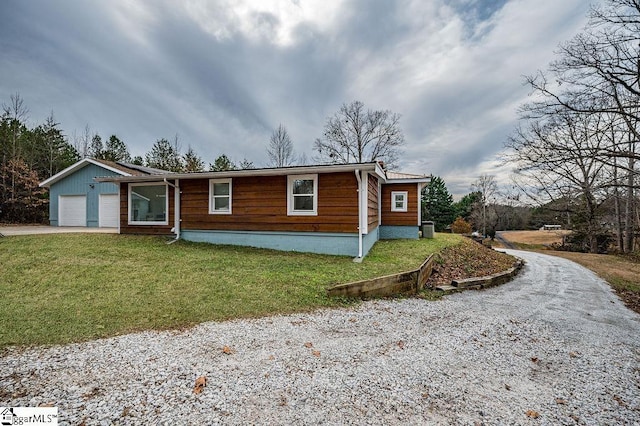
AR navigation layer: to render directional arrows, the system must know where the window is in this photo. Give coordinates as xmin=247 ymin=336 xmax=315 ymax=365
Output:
xmin=287 ymin=174 xmax=318 ymax=216
xmin=129 ymin=183 xmax=168 ymax=225
xmin=391 ymin=191 xmax=408 ymax=212
xmin=209 ymin=179 xmax=232 ymax=214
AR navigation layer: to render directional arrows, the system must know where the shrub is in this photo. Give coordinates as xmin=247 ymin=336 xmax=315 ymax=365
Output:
xmin=451 ymin=216 xmax=472 ymax=234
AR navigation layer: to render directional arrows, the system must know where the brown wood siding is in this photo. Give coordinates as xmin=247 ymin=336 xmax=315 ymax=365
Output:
xmin=367 ymin=173 xmax=379 ymax=232
xmin=119 ymin=182 xmax=175 ymax=235
xmin=180 ymin=172 xmax=359 ymax=233
xmin=381 ymin=183 xmax=419 ymax=226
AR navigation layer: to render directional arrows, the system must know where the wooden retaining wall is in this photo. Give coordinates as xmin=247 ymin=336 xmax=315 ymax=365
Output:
xmin=327 ymin=254 xmax=434 ymax=298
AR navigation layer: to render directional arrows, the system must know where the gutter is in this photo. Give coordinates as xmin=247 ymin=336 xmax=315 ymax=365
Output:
xmin=354 ymin=169 xmax=363 ymax=262
xmin=163 ymin=178 xmax=180 ymax=242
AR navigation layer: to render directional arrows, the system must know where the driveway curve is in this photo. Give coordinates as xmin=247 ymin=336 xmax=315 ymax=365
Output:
xmin=1 ymin=250 xmax=638 ymax=425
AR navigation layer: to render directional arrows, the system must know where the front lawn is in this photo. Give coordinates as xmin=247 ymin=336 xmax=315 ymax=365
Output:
xmin=0 ymin=233 xmax=460 ymax=348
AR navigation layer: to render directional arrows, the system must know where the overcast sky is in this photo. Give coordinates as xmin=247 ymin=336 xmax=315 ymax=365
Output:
xmin=1 ymin=0 xmax=595 ymax=196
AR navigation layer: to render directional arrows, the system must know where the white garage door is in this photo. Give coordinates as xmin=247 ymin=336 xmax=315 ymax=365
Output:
xmin=99 ymin=194 xmax=120 ymax=228
xmin=59 ymin=195 xmax=87 ymax=227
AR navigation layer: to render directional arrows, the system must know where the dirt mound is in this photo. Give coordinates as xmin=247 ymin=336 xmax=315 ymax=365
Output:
xmin=428 ymin=238 xmax=516 ymax=287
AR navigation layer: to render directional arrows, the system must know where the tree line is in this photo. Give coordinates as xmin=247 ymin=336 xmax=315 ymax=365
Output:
xmin=506 ymin=0 xmax=639 ymax=253
xmin=0 ymin=95 xmax=407 ymax=224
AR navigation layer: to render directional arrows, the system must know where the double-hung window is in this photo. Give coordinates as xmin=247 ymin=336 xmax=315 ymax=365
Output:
xmin=129 ymin=183 xmax=168 ymax=225
xmin=287 ymin=174 xmax=317 ymax=216
xmin=391 ymin=191 xmax=408 ymax=212
xmin=209 ymin=178 xmax=232 ymax=214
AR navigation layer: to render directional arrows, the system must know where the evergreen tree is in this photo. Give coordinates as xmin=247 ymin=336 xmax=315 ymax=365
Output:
xmin=131 ymin=155 xmax=144 ymax=166
xmin=102 ymin=135 xmax=131 ymax=162
xmin=88 ymin=134 xmax=104 ymax=159
xmin=453 ymin=191 xmax=482 ymax=221
xmin=145 ymin=138 xmax=183 ymax=172
xmin=183 ymin=146 xmax=204 ymax=172
xmin=421 ymin=176 xmax=455 ymax=231
xmin=209 ymin=154 xmax=236 ymax=171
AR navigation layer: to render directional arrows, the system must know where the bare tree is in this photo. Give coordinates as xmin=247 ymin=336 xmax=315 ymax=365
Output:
xmin=73 ymin=124 xmax=93 ymax=159
xmin=267 ymin=124 xmax=295 ymax=167
xmin=313 ymin=101 xmax=404 ymax=168
xmin=518 ymin=0 xmax=640 ymax=251
xmin=506 ymin=111 xmax=610 ymax=252
xmin=471 ymin=174 xmax=497 ymax=237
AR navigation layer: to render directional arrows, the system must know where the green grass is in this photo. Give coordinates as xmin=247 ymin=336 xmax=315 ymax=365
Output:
xmin=0 ymin=233 xmax=461 ymax=348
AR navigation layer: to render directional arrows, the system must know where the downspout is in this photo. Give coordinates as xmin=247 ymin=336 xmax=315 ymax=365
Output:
xmin=354 ymin=169 xmax=363 ymax=262
xmin=164 ymin=178 xmax=180 ymax=243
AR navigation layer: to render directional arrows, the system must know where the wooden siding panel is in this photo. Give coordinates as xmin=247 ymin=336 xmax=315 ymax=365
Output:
xmin=381 ymin=183 xmax=419 ymax=226
xmin=367 ymin=174 xmax=379 ymax=231
xmin=179 ymin=172 xmax=359 ymax=233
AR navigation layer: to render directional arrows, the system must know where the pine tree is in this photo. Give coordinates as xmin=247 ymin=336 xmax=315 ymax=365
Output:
xmin=209 ymin=154 xmax=236 ymax=171
xmin=145 ymin=138 xmax=183 ymax=172
xmin=421 ymin=176 xmax=454 ymax=231
xmin=183 ymin=146 xmax=204 ymax=172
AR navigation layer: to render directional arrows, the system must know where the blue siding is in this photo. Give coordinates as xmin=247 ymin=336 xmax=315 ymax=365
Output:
xmin=181 ymin=229 xmax=379 ymax=257
xmin=49 ymin=164 xmax=120 ymax=227
xmin=379 ymin=225 xmax=419 ymax=240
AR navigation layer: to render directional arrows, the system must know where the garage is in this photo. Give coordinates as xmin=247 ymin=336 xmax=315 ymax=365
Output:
xmin=58 ymin=195 xmax=87 ymax=227
xmin=99 ymin=194 xmax=120 ymax=228
xmin=40 ymin=158 xmax=166 ymax=228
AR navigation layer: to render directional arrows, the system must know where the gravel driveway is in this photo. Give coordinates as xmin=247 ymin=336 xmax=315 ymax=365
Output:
xmin=1 ymin=249 xmax=639 ymax=425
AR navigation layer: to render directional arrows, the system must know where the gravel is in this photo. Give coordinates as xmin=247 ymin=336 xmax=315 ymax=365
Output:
xmin=2 ymin=249 xmax=639 ymax=425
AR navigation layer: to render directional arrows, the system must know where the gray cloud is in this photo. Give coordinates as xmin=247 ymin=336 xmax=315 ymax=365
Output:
xmin=0 ymin=0 xmax=596 ymax=190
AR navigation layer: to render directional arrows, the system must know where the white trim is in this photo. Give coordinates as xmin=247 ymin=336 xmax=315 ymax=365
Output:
xmin=39 ymin=158 xmax=131 ymax=187
xmin=287 ymin=174 xmax=318 ymax=216
xmin=209 ymin=178 xmax=232 ymax=215
xmin=417 ymin=183 xmax=422 ymax=226
xmin=391 ymin=191 xmax=408 ymax=212
xmin=128 ymin=182 xmax=169 ymax=225
xmin=360 ymin=171 xmax=369 ymax=235
xmin=378 ymin=180 xmax=382 ymax=226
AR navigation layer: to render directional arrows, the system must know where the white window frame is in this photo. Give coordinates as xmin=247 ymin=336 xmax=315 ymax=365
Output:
xmin=128 ymin=182 xmax=169 ymax=225
xmin=391 ymin=191 xmax=408 ymax=212
xmin=287 ymin=174 xmax=318 ymax=216
xmin=209 ymin=178 xmax=232 ymax=215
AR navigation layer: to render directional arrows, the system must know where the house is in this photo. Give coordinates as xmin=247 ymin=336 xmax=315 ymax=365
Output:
xmin=39 ymin=158 xmax=170 ymax=228
xmin=95 ymin=162 xmax=430 ymax=258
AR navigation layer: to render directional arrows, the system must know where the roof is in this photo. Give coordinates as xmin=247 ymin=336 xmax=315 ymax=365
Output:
xmin=93 ymin=162 xmax=430 ymax=184
xmin=385 ymin=171 xmax=431 ymax=184
xmin=39 ymin=158 xmax=171 ymax=188
xmin=94 ymin=162 xmax=393 ymax=183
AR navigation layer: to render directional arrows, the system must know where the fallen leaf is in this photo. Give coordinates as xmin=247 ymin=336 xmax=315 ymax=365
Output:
xmin=268 ymin=355 xmax=275 ymax=360
xmin=193 ymin=376 xmax=207 ymax=394
xmin=349 ymin=317 xmax=357 ymax=323
xmin=569 ymin=351 xmax=579 ymax=358
xmin=504 ymin=384 xmax=511 ymax=391
xmin=531 ymin=357 xmax=539 ymax=363
xmin=525 ymin=410 xmax=539 ymax=418
xmin=397 ymin=340 xmax=405 ymax=349
xmin=613 ymin=395 xmax=627 ymax=407
xmin=222 ymin=346 xmax=234 ymax=355
xmin=555 ymin=398 xmax=567 ymax=405
xmin=312 ymin=350 xmax=321 ymax=357
xmin=421 ymin=392 xmax=429 ymax=399
xmin=304 ymin=342 xmax=313 ymax=348
xmin=38 ymin=402 xmax=55 ymax=408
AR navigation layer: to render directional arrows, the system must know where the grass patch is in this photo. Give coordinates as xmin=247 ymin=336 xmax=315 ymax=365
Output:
xmin=0 ymin=233 xmax=461 ymax=348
